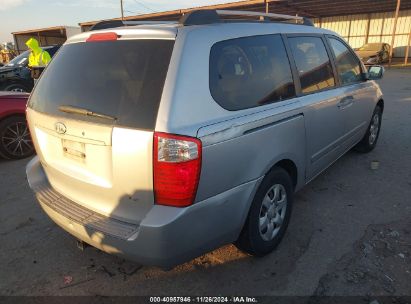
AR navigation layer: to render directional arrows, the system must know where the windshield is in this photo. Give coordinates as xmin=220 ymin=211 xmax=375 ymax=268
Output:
xmin=358 ymin=43 xmax=382 ymax=51
xmin=4 ymin=50 xmax=29 ymax=67
xmin=28 ymin=39 xmax=174 ymax=130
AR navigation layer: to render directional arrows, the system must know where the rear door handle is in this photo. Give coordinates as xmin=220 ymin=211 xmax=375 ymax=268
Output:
xmin=338 ymin=95 xmax=354 ymax=109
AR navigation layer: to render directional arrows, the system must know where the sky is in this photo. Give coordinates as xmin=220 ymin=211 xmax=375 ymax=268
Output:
xmin=0 ymin=0 xmax=243 ymax=43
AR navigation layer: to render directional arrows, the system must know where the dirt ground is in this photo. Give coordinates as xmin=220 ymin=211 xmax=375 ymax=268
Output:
xmin=0 ymin=68 xmax=410 ymax=299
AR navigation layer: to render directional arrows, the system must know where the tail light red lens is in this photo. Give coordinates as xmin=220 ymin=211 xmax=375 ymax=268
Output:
xmin=153 ymin=132 xmax=202 ymax=207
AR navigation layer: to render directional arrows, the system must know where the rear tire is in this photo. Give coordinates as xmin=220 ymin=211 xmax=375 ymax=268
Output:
xmin=354 ymin=105 xmax=382 ymax=153
xmin=0 ymin=116 xmax=34 ymax=160
xmin=235 ymin=167 xmax=293 ymax=256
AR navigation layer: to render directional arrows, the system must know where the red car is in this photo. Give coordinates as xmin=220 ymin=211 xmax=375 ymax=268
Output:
xmin=0 ymin=92 xmax=34 ymax=159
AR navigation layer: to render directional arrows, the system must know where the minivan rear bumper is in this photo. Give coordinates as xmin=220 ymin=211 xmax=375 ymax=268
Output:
xmin=26 ymin=156 xmax=260 ymax=268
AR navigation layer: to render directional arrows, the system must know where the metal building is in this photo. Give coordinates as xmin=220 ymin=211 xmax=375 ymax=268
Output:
xmin=314 ymin=10 xmax=411 ymax=58
xmin=12 ymin=26 xmax=81 ymax=54
xmin=79 ymin=0 xmax=411 ymax=64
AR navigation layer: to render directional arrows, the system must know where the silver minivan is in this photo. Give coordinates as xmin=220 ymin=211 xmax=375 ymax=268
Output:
xmin=26 ymin=10 xmax=384 ymax=268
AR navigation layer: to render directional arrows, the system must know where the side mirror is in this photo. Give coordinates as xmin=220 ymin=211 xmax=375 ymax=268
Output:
xmin=367 ymin=65 xmax=384 ymax=80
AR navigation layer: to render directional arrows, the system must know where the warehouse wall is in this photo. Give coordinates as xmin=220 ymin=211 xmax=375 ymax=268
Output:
xmin=314 ymin=10 xmax=411 ymax=57
xmin=14 ymin=35 xmax=67 ymax=53
xmin=13 ymin=27 xmax=80 ymax=54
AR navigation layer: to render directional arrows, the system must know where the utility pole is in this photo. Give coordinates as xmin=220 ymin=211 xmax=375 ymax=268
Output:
xmin=389 ymin=0 xmax=401 ymax=66
xmin=120 ymin=0 xmax=124 ymax=20
xmin=405 ymin=30 xmax=410 ymax=65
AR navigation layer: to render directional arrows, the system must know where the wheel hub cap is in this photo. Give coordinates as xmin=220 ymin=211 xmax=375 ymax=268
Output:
xmin=369 ymin=113 xmax=380 ymax=145
xmin=259 ymin=184 xmax=287 ymax=241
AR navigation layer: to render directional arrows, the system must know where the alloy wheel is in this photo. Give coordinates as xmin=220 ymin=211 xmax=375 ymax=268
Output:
xmin=1 ymin=121 xmax=33 ymax=158
xmin=10 ymin=87 xmax=25 ymax=92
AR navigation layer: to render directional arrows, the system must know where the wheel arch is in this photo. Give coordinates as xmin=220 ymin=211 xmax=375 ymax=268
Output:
xmin=258 ymin=154 xmax=303 ymax=192
xmin=276 ymin=159 xmax=298 ymax=188
xmin=377 ymin=99 xmax=384 ymax=112
xmin=0 ymin=113 xmax=26 ymax=125
xmin=267 ymin=158 xmax=298 ymax=190
xmin=0 ymin=79 xmax=31 ymax=92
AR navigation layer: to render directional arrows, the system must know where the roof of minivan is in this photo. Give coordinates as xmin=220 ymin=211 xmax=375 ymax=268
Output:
xmin=67 ymin=22 xmax=338 ymax=44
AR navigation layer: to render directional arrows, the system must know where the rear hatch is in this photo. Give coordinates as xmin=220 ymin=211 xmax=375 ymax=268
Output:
xmin=27 ymin=32 xmax=175 ymax=224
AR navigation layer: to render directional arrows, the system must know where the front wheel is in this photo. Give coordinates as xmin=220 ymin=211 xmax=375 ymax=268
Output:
xmin=354 ymin=105 xmax=382 ymax=153
xmin=235 ymin=167 xmax=293 ymax=256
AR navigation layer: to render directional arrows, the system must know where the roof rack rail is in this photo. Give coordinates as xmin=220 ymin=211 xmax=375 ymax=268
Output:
xmin=122 ymin=21 xmax=178 ymax=26
xmin=89 ymin=20 xmax=125 ymax=31
xmin=179 ymin=9 xmax=314 ymax=26
xmin=88 ymin=9 xmax=314 ymax=31
xmin=89 ymin=20 xmax=177 ymax=31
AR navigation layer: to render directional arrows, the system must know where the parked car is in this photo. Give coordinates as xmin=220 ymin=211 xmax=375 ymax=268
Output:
xmin=0 ymin=91 xmax=33 ymax=159
xmin=25 ymin=10 xmax=384 ymax=268
xmin=0 ymin=45 xmax=60 ymax=92
xmin=355 ymin=42 xmax=390 ymax=65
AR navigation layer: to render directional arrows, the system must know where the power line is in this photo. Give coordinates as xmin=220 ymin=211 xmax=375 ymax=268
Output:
xmin=130 ymin=0 xmax=157 ymax=13
xmin=124 ymin=9 xmax=136 ymax=14
xmin=124 ymin=9 xmax=146 ymax=15
xmin=121 ymin=0 xmax=158 ymax=18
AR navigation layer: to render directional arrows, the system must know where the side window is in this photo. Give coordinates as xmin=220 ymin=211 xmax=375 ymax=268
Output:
xmin=328 ymin=37 xmax=363 ymax=85
xmin=288 ymin=36 xmax=335 ymax=94
xmin=210 ymin=34 xmax=296 ymax=111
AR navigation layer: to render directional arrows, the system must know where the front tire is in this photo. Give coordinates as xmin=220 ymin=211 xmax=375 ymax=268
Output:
xmin=235 ymin=167 xmax=293 ymax=256
xmin=354 ymin=105 xmax=382 ymax=153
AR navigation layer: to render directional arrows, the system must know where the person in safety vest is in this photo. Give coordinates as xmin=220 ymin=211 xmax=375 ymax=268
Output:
xmin=25 ymin=38 xmax=51 ymax=68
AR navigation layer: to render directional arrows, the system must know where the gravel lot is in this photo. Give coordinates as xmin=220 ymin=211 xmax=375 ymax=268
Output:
xmin=0 ymin=68 xmax=410 ymax=298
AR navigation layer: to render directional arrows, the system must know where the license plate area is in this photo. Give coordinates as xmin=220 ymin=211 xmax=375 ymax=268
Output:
xmin=62 ymin=139 xmax=86 ymax=161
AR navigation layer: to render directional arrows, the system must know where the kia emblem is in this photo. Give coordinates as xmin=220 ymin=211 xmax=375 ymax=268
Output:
xmin=55 ymin=122 xmax=67 ymax=134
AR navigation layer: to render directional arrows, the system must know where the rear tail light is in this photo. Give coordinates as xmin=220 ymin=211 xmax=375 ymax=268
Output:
xmin=153 ymin=132 xmax=202 ymax=207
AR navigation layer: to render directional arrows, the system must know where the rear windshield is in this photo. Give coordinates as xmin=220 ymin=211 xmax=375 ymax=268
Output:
xmin=28 ymin=39 xmax=174 ymax=130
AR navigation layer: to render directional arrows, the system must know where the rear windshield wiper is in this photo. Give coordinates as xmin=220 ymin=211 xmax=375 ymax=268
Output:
xmin=58 ymin=105 xmax=117 ymax=121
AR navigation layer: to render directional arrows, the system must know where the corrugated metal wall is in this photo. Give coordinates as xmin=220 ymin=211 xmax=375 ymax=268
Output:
xmin=314 ymin=9 xmax=411 ymax=57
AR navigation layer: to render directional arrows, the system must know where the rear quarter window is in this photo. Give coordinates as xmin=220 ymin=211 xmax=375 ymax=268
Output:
xmin=209 ymin=34 xmax=296 ymax=111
